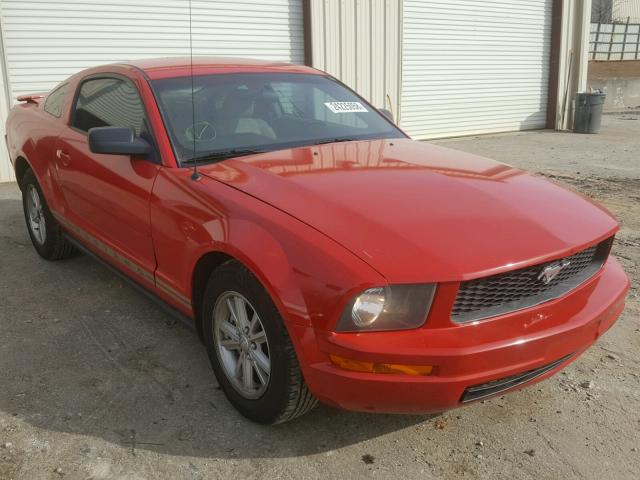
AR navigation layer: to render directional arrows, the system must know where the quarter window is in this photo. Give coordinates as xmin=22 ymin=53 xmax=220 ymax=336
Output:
xmin=71 ymin=77 xmax=146 ymax=135
xmin=43 ymin=84 xmax=69 ymax=118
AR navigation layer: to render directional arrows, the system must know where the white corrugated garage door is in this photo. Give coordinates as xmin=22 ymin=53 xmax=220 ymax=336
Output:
xmin=400 ymin=0 xmax=552 ymax=139
xmin=0 ymin=0 xmax=304 ymax=100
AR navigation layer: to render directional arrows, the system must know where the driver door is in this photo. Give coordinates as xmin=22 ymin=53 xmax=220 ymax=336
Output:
xmin=55 ymin=75 xmax=160 ymax=286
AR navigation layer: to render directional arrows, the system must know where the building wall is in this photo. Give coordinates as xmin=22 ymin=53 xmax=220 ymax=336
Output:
xmin=309 ymin=0 xmax=401 ymax=119
xmin=1 ymin=0 xmax=304 ymax=99
xmin=588 ymin=60 xmax=640 ymax=110
xmin=554 ymin=0 xmax=593 ymax=130
xmin=0 ymin=0 xmax=597 ymax=182
xmin=0 ymin=0 xmax=305 ymax=183
xmin=592 ymin=0 xmax=640 ymax=23
xmin=310 ymin=0 xmax=562 ymax=139
xmin=401 ymin=0 xmax=554 ymax=140
xmin=612 ymin=0 xmax=640 ymax=22
xmin=0 ymin=29 xmax=13 ymax=182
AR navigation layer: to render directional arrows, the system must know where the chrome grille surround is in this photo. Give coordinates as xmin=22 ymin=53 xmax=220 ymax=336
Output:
xmin=451 ymin=238 xmax=613 ymax=324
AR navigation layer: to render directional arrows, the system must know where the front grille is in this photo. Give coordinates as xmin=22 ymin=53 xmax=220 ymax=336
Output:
xmin=451 ymin=238 xmax=612 ymax=323
xmin=460 ymin=353 xmax=574 ymax=403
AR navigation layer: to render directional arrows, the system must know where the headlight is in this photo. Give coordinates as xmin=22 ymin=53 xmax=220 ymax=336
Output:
xmin=336 ymin=284 xmax=436 ymax=332
xmin=351 ymin=287 xmax=386 ymax=327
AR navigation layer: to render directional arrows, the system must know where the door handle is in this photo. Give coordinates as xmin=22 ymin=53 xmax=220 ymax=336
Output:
xmin=56 ymin=149 xmax=70 ymax=165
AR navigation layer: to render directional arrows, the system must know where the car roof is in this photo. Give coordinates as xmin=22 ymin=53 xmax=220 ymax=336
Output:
xmin=117 ymin=56 xmax=321 ymax=80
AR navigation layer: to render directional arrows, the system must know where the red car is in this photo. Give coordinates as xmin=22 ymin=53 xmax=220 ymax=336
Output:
xmin=5 ymin=58 xmax=630 ymax=424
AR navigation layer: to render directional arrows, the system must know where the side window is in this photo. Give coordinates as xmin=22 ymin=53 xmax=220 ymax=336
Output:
xmin=71 ymin=77 xmax=146 ymax=135
xmin=43 ymin=84 xmax=69 ymax=118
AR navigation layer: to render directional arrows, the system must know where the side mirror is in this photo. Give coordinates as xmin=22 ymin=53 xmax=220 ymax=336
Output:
xmin=88 ymin=126 xmax=151 ymax=156
xmin=379 ymin=108 xmax=394 ymax=122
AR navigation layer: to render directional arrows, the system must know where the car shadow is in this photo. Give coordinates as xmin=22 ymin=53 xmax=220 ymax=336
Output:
xmin=0 ymin=195 xmax=432 ymax=460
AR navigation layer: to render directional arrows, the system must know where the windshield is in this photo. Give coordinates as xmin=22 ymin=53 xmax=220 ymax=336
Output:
xmin=151 ymin=73 xmax=404 ymax=164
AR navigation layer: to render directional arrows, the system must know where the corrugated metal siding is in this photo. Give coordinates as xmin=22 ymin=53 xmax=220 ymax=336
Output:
xmin=613 ymin=0 xmax=640 ymax=23
xmin=310 ymin=0 xmax=401 ymax=118
xmin=0 ymin=40 xmax=13 ymax=182
xmin=401 ymin=0 xmax=553 ymax=139
xmin=0 ymin=0 xmax=304 ymax=100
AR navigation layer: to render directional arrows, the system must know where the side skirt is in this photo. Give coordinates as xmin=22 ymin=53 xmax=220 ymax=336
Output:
xmin=64 ymin=233 xmax=197 ymax=334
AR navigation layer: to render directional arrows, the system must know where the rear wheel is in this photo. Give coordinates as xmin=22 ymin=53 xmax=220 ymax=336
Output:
xmin=202 ymin=260 xmax=317 ymax=424
xmin=21 ymin=169 xmax=77 ymax=260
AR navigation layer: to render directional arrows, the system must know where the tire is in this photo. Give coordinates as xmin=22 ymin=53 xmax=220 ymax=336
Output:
xmin=202 ymin=260 xmax=317 ymax=424
xmin=21 ymin=169 xmax=77 ymax=260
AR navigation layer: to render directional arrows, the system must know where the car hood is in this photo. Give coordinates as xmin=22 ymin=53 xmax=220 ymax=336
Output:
xmin=200 ymin=139 xmax=618 ymax=283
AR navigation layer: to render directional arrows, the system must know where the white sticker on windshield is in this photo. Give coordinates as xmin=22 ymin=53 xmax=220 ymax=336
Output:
xmin=324 ymin=101 xmax=368 ymax=113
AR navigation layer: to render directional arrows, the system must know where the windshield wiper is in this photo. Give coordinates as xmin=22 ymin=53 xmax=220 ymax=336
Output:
xmin=182 ymin=148 xmax=267 ymax=165
xmin=312 ymin=137 xmax=359 ymax=146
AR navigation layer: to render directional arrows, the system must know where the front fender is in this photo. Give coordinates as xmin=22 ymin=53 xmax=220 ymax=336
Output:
xmin=150 ymin=168 xmax=385 ymax=331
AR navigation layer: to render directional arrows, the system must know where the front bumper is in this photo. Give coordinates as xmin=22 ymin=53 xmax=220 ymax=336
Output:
xmin=289 ymin=257 xmax=629 ymax=413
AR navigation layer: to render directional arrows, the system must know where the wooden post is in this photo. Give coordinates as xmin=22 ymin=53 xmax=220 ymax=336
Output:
xmin=593 ymin=22 xmax=601 ymax=60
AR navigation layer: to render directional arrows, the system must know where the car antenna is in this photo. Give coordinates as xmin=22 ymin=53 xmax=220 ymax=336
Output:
xmin=188 ymin=0 xmax=201 ymax=181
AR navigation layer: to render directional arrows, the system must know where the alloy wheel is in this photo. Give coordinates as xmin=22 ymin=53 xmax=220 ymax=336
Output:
xmin=26 ymin=184 xmax=46 ymax=245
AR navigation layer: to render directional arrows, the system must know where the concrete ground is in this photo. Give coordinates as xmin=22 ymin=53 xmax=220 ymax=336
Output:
xmin=0 ymin=114 xmax=638 ymax=480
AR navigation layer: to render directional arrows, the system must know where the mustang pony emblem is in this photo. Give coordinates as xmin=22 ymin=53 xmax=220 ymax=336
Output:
xmin=538 ymin=260 xmax=571 ymax=284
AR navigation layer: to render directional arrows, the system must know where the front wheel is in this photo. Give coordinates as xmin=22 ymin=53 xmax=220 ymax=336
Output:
xmin=21 ymin=169 xmax=77 ymax=260
xmin=202 ymin=260 xmax=317 ymax=424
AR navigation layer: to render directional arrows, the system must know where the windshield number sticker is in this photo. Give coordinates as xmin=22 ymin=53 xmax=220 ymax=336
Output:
xmin=324 ymin=102 xmax=368 ymax=113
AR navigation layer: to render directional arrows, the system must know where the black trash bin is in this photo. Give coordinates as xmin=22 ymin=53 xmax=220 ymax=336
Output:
xmin=574 ymin=92 xmax=606 ymax=134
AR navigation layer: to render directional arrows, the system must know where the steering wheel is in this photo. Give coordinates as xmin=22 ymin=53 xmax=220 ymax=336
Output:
xmin=185 ymin=121 xmax=217 ymax=144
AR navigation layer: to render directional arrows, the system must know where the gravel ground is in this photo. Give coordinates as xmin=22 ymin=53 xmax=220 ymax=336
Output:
xmin=0 ymin=114 xmax=638 ymax=480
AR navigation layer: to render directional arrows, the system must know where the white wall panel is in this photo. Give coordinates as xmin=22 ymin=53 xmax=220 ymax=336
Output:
xmin=0 ymin=31 xmax=13 ymax=182
xmin=310 ymin=0 xmax=401 ymax=118
xmin=613 ymin=0 xmax=640 ymax=23
xmin=0 ymin=0 xmax=303 ymax=182
xmin=0 ymin=0 xmax=304 ymax=100
xmin=401 ymin=0 xmax=553 ymax=139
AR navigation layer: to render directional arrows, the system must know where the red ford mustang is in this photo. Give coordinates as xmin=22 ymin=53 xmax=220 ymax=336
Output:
xmin=5 ymin=58 xmax=630 ymax=424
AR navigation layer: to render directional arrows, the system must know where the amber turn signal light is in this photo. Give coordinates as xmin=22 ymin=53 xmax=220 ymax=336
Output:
xmin=329 ymin=354 xmax=433 ymax=376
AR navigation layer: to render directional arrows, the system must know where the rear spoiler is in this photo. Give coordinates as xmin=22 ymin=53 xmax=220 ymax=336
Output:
xmin=16 ymin=93 xmax=47 ymax=104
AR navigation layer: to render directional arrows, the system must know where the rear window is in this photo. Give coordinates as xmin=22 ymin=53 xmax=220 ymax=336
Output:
xmin=43 ymin=84 xmax=69 ymax=118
